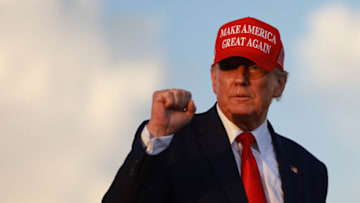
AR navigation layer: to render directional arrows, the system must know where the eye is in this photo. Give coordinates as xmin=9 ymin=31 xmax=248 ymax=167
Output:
xmin=248 ymin=65 xmax=262 ymax=72
xmin=246 ymin=64 xmax=268 ymax=79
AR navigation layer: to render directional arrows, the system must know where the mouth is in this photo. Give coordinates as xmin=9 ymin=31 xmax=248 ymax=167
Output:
xmin=230 ymin=89 xmax=252 ymax=101
xmin=232 ymin=95 xmax=251 ymax=101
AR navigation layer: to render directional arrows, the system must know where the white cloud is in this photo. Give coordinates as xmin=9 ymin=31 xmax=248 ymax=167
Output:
xmin=297 ymin=3 xmax=360 ymax=91
xmin=295 ymin=5 xmax=360 ymax=202
xmin=294 ymin=2 xmax=360 ymax=142
xmin=0 ymin=1 xmax=164 ymax=203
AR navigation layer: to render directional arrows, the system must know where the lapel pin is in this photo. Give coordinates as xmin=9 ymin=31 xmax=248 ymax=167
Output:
xmin=290 ymin=165 xmax=298 ymax=174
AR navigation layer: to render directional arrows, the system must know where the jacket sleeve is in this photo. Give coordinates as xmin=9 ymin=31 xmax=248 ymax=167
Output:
xmin=102 ymin=121 xmax=171 ymax=203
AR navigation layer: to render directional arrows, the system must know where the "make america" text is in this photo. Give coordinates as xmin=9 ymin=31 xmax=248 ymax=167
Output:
xmin=219 ymin=24 xmax=277 ymax=44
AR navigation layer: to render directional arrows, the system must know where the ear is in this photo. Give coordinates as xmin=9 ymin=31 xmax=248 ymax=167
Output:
xmin=273 ymin=74 xmax=287 ymax=98
xmin=210 ymin=65 xmax=218 ymax=94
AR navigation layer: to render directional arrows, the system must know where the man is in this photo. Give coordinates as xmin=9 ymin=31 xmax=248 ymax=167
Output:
xmin=103 ymin=17 xmax=328 ymax=203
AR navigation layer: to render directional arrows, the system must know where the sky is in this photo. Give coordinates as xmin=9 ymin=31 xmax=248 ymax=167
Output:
xmin=0 ymin=0 xmax=359 ymax=202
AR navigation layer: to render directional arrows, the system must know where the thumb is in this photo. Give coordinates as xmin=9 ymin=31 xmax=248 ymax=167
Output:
xmin=185 ymin=99 xmax=196 ymax=118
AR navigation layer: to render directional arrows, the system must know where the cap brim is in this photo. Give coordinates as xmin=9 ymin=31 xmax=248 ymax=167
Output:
xmin=212 ymin=49 xmax=276 ymax=72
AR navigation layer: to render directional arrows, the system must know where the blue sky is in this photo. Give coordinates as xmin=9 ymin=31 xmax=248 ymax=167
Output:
xmin=0 ymin=0 xmax=359 ymax=202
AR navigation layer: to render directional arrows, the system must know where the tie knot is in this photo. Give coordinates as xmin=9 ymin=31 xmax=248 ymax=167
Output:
xmin=235 ymin=132 xmax=255 ymax=147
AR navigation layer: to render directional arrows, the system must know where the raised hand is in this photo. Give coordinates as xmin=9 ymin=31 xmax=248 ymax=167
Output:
xmin=147 ymin=89 xmax=196 ymax=138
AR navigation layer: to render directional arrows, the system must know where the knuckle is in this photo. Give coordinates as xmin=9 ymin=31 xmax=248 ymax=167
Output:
xmin=152 ymin=91 xmax=159 ymax=99
xmin=153 ymin=89 xmax=170 ymax=100
xmin=175 ymin=90 xmax=182 ymax=98
xmin=181 ymin=90 xmax=187 ymax=97
xmin=187 ymin=91 xmax=192 ymax=98
xmin=165 ymin=90 xmax=173 ymax=98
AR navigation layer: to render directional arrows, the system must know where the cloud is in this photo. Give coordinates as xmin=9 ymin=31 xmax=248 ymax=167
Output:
xmin=294 ymin=5 xmax=360 ymax=202
xmin=294 ymin=3 xmax=360 ymax=141
xmin=296 ymin=3 xmax=360 ymax=92
xmin=0 ymin=1 xmax=164 ymax=202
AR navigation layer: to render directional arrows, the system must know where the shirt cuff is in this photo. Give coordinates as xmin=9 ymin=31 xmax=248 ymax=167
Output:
xmin=141 ymin=125 xmax=174 ymax=155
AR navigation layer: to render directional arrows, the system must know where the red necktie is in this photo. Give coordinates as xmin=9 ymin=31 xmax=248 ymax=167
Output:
xmin=236 ymin=132 xmax=267 ymax=203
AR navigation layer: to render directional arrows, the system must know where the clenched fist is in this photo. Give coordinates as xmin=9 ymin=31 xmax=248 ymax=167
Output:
xmin=147 ymin=89 xmax=196 ymax=138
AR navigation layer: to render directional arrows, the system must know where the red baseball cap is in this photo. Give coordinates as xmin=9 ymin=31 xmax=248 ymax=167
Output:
xmin=212 ymin=17 xmax=285 ymax=71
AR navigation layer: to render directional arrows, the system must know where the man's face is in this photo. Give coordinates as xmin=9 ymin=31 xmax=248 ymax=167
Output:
xmin=211 ymin=57 xmax=286 ymax=124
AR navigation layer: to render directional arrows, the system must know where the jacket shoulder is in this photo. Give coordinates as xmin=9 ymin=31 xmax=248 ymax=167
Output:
xmin=275 ymin=132 xmax=327 ymax=171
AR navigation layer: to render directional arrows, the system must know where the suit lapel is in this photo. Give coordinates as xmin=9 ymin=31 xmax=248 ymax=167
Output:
xmin=268 ymin=122 xmax=298 ymax=203
xmin=194 ymin=106 xmax=248 ymax=203
xmin=192 ymin=106 xmax=301 ymax=202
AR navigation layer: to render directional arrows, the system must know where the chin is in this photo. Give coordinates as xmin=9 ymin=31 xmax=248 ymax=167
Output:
xmin=228 ymin=105 xmax=256 ymax=118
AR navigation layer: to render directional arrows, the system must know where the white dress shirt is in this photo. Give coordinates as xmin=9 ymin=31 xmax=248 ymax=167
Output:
xmin=141 ymin=105 xmax=284 ymax=203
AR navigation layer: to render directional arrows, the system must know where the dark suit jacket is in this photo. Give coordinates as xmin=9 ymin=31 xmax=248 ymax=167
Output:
xmin=103 ymin=105 xmax=328 ymax=203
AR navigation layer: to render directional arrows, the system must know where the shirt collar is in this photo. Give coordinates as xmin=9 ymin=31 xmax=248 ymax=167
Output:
xmin=216 ymin=104 xmax=270 ymax=155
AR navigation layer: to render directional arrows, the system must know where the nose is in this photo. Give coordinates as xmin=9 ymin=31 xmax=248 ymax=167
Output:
xmin=234 ymin=65 xmax=249 ymax=85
